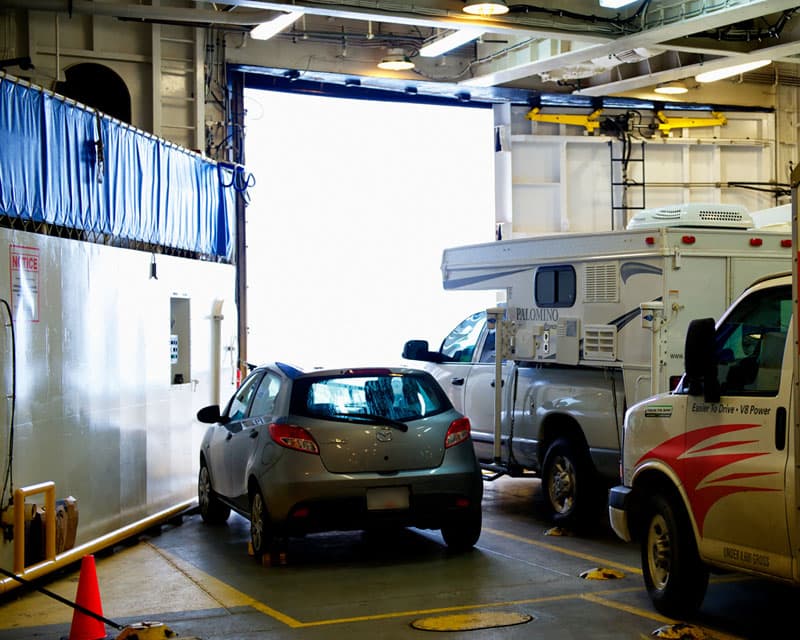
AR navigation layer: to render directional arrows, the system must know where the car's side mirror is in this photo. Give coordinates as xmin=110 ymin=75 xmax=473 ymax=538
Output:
xmin=684 ymin=317 xmax=720 ymax=403
xmin=197 ymin=404 xmax=224 ymax=424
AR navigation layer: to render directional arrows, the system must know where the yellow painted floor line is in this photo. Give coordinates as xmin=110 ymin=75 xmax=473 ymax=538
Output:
xmin=483 ymin=527 xmax=643 ymax=575
xmin=150 ymin=545 xmax=305 ymax=628
xmin=582 ymin=593 xmax=745 ymax=640
xmin=0 ymin=541 xmax=749 ymax=635
xmin=291 ymin=594 xmax=580 ymax=628
xmin=582 ymin=593 xmax=675 ymax=626
xmin=154 ymin=546 xmax=636 ymax=630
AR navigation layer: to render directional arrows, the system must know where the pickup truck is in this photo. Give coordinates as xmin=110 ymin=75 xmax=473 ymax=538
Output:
xmin=404 ymin=309 xmax=623 ymax=529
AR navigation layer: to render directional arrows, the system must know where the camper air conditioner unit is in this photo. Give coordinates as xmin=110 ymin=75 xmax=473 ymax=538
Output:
xmin=626 ymin=203 xmax=752 ymax=230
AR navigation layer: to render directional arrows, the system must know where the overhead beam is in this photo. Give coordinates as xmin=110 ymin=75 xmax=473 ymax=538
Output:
xmin=463 ymin=0 xmax=799 ymax=87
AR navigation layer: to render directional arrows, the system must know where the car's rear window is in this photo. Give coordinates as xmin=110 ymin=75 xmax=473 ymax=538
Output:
xmin=290 ymin=372 xmax=451 ymax=422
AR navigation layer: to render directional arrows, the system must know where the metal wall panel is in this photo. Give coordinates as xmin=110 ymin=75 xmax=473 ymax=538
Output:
xmin=0 ymin=229 xmax=237 ymax=570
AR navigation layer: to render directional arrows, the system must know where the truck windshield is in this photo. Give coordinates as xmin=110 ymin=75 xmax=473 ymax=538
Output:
xmin=440 ymin=311 xmax=486 ymax=362
xmin=715 ymin=284 xmax=792 ymax=397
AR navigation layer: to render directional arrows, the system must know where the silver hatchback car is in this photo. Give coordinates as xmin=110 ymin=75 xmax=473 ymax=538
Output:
xmin=197 ymin=363 xmax=483 ymax=559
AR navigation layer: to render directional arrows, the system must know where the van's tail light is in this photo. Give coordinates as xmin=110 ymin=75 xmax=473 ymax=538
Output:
xmin=269 ymin=423 xmax=320 ymax=454
xmin=669 ymin=375 xmax=683 ymax=391
xmin=445 ymin=417 xmax=471 ymax=448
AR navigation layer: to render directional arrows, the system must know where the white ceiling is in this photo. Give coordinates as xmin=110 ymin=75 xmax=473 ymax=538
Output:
xmin=13 ymin=0 xmax=800 ymax=96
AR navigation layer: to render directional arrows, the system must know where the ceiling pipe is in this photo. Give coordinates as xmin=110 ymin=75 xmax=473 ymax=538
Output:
xmin=5 ymin=0 xmax=616 ymax=41
xmin=3 ymin=0 xmax=270 ymax=26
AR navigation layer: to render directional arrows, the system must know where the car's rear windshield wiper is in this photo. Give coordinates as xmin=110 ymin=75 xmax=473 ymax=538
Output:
xmin=327 ymin=412 xmax=409 ymax=432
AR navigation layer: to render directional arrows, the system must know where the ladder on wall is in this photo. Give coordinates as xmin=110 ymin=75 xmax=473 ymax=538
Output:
xmin=151 ymin=9 xmax=204 ymax=152
xmin=609 ymin=140 xmax=646 ymax=230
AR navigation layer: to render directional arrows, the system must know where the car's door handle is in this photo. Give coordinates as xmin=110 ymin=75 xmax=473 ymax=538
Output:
xmin=249 ymin=429 xmax=259 ymax=439
xmin=451 ymin=377 xmax=465 ymax=386
xmin=490 ymin=380 xmax=504 ymax=388
xmin=225 ymin=432 xmax=233 ymax=441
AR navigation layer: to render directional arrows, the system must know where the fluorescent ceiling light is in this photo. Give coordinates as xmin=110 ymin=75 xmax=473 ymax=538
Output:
xmin=419 ymin=30 xmax=482 ymax=58
xmin=598 ymin=0 xmax=639 ymax=7
xmin=654 ymin=81 xmax=688 ymax=95
xmin=377 ymin=48 xmax=415 ymax=71
xmin=250 ymin=11 xmax=303 ymax=41
xmin=695 ymin=59 xmax=771 ymax=83
xmin=462 ymin=0 xmax=509 ymax=16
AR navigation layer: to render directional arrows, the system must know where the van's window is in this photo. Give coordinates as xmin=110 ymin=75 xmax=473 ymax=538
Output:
xmin=715 ymin=284 xmax=792 ymax=397
xmin=440 ymin=311 xmax=486 ymax=363
xmin=535 ymin=266 xmax=576 ymax=308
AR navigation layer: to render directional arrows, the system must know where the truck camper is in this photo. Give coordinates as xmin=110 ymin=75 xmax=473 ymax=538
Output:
xmin=608 ymin=174 xmax=800 ymax=616
xmin=404 ymin=203 xmax=792 ymax=528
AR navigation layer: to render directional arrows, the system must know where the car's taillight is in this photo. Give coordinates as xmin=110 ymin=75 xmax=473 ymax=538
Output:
xmin=269 ymin=423 xmax=320 ymax=454
xmin=445 ymin=417 xmax=471 ymax=448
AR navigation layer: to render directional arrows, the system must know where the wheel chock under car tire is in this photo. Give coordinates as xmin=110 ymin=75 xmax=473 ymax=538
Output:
xmin=114 ymin=621 xmax=178 ymax=639
xmin=247 ymin=540 xmax=288 ymax=566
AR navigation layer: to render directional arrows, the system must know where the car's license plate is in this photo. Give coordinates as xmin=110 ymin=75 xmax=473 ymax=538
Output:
xmin=366 ymin=487 xmax=409 ymax=510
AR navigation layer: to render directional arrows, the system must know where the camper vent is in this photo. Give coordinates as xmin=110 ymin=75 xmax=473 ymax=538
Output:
xmin=626 ymin=203 xmax=752 ymax=230
xmin=584 ymin=263 xmax=619 ymax=303
xmin=583 ymin=325 xmax=617 ymax=361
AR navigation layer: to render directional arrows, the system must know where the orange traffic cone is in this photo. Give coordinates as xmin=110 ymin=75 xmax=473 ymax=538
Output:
xmin=68 ymin=555 xmax=107 ymax=640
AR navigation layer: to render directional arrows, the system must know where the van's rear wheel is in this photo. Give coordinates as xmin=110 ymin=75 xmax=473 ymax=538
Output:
xmin=641 ymin=494 xmax=708 ymax=617
xmin=541 ymin=438 xmax=593 ymax=528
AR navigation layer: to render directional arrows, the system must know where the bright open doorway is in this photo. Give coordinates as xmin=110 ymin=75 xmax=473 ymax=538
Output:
xmin=244 ymin=89 xmax=498 ymax=369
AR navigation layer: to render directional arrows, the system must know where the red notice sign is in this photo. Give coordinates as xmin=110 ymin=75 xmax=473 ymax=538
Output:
xmin=9 ymin=244 xmax=40 ymax=322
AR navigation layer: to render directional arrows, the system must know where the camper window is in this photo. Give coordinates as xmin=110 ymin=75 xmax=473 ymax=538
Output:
xmin=535 ymin=266 xmax=576 ymax=308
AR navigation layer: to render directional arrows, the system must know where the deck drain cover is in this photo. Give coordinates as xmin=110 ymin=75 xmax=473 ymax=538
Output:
xmin=411 ymin=611 xmax=533 ymax=631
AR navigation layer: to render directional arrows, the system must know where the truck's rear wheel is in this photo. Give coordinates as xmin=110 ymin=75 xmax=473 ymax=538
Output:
xmin=641 ymin=494 xmax=708 ymax=617
xmin=541 ymin=438 xmax=596 ymax=529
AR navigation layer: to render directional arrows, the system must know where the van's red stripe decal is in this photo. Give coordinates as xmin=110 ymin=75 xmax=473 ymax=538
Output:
xmin=637 ymin=423 xmax=778 ymax=535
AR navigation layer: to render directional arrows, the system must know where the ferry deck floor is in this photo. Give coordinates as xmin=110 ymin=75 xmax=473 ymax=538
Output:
xmin=0 ymin=477 xmax=794 ymax=640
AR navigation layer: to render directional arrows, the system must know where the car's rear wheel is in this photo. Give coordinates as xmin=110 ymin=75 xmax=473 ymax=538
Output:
xmin=249 ymin=487 xmax=273 ymax=559
xmin=441 ymin=506 xmax=482 ymax=552
xmin=198 ymin=463 xmax=230 ymax=524
xmin=641 ymin=493 xmax=709 ymax=617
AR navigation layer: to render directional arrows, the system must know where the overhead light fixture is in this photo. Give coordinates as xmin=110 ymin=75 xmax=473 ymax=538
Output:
xmin=695 ymin=59 xmax=771 ymax=83
xmin=419 ymin=29 xmax=483 ymax=57
xmin=377 ymin=48 xmax=415 ymax=71
xmin=462 ymin=0 xmax=509 ymax=16
xmin=654 ymin=80 xmax=688 ymax=95
xmin=250 ymin=11 xmax=303 ymax=41
xmin=598 ymin=0 xmax=639 ymax=7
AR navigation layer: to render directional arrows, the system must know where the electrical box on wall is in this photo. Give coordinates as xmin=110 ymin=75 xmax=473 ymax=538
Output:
xmin=170 ymin=297 xmax=191 ymax=384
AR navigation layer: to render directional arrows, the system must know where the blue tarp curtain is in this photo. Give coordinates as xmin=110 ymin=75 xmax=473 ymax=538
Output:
xmin=0 ymin=76 xmax=235 ymax=260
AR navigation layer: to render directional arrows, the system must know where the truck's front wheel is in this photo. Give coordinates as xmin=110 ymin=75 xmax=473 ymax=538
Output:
xmin=541 ymin=438 xmax=594 ymax=528
xmin=641 ymin=494 xmax=708 ymax=617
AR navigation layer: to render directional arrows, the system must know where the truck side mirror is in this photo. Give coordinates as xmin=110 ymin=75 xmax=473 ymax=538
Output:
xmin=403 ymin=340 xmax=431 ymax=361
xmin=402 ymin=339 xmax=451 ymax=363
xmin=684 ymin=318 xmax=720 ymax=403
